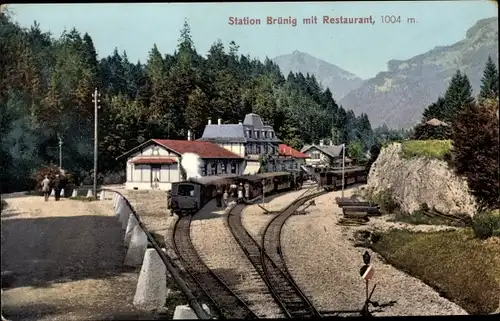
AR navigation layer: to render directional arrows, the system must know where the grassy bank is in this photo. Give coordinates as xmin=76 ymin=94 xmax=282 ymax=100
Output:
xmin=372 ymin=228 xmax=500 ymax=314
xmin=401 ymin=139 xmax=452 ymax=160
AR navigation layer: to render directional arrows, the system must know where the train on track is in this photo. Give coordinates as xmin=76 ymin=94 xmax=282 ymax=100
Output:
xmin=317 ymin=166 xmax=368 ymax=191
xmin=169 ymin=166 xmax=367 ymax=215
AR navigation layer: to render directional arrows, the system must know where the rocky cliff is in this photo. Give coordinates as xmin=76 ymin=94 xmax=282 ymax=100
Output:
xmin=364 ymin=143 xmax=477 ymax=217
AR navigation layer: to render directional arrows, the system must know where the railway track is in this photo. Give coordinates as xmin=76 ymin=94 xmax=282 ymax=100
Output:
xmin=172 ymin=212 xmax=258 ymax=319
xmin=227 ymin=188 xmax=326 ymax=318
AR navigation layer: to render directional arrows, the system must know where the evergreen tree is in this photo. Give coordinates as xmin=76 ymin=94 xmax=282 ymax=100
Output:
xmin=442 ymin=70 xmax=474 ymax=122
xmin=479 ymin=55 xmax=499 ymax=101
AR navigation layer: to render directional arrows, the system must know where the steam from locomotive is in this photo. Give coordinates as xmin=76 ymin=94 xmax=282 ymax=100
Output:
xmin=181 ymin=152 xmax=203 ymax=180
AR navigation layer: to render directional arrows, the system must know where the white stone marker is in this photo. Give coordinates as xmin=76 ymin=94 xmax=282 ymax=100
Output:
xmin=99 ymin=190 xmax=105 ymax=200
xmin=115 ymin=196 xmax=125 ymax=219
xmin=60 ymin=188 xmax=65 ymax=197
xmin=113 ymin=193 xmax=118 ymax=208
xmin=124 ymin=214 xmax=139 ymax=247
xmin=50 ymin=189 xmax=55 ymax=197
xmin=120 ymin=205 xmax=132 ymax=230
xmin=86 ymin=189 xmax=93 ymax=198
xmin=173 ymin=304 xmax=210 ymax=320
xmin=124 ymin=225 xmax=147 ymax=267
xmin=133 ymin=248 xmax=169 ymax=308
xmin=71 ymin=189 xmax=77 ymax=197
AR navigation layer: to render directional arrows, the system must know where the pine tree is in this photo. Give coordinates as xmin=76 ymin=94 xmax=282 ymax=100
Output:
xmin=442 ymin=70 xmax=474 ymax=122
xmin=479 ymin=55 xmax=499 ymax=101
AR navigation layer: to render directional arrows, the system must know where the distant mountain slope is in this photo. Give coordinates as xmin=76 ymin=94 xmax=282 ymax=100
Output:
xmin=339 ymin=17 xmax=499 ymax=129
xmin=272 ymin=50 xmax=363 ymax=101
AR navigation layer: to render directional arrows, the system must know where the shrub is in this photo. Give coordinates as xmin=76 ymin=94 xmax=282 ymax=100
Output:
xmin=365 ymin=188 xmax=399 ymax=213
xmin=472 ymin=210 xmax=500 ymax=239
xmin=31 ymin=165 xmax=76 ymax=191
xmin=452 ymin=99 xmax=499 ymax=209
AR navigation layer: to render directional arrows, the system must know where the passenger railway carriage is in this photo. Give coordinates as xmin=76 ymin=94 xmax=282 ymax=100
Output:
xmin=317 ymin=166 xmax=368 ymax=191
xmin=170 ymin=171 xmax=300 ymax=215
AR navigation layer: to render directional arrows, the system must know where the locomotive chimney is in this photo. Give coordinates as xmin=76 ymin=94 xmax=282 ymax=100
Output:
xmin=187 ymin=130 xmax=192 ymax=141
xmin=218 ymin=118 xmax=222 ymax=125
xmin=208 ymin=118 xmax=211 ymax=125
xmin=319 ymin=139 xmax=324 ymax=147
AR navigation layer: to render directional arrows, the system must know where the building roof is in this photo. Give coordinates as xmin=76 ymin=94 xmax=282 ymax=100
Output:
xmin=116 ymin=139 xmax=243 ymax=160
xmin=300 ymin=144 xmax=344 ymax=158
xmin=198 ymin=113 xmax=282 ymax=144
xmin=278 ymin=144 xmax=309 ymax=159
xmin=129 ymin=157 xmax=178 ymax=165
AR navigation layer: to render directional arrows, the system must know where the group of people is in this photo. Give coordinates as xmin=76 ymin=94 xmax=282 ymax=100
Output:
xmin=40 ymin=174 xmax=63 ymax=202
xmin=214 ymin=182 xmax=251 ymax=208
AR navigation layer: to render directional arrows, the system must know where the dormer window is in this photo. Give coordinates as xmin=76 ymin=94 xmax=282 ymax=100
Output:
xmin=255 ymin=131 xmax=260 ymax=139
xmin=246 ymin=130 xmax=251 ymax=138
xmin=262 ymin=131 xmax=267 ymax=138
xmin=269 ymin=131 xmax=274 ymax=139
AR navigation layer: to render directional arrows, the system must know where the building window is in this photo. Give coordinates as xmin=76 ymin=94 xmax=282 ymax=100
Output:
xmin=295 ymin=162 xmax=298 ymax=169
xmin=312 ymin=152 xmax=320 ymax=159
xmin=255 ymin=131 xmax=260 ymax=139
xmin=221 ymin=161 xmax=227 ymax=174
xmin=211 ymin=162 xmax=217 ymax=175
xmin=263 ymin=131 xmax=267 ymax=138
xmin=247 ymin=130 xmax=251 ymax=137
xmin=202 ymin=163 xmax=207 ymax=176
xmin=256 ymin=145 xmax=261 ymax=154
xmin=231 ymin=162 xmax=237 ymax=174
xmin=269 ymin=131 xmax=274 ymax=138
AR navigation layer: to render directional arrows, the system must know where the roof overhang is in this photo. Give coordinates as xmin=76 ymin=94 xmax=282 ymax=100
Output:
xmin=128 ymin=156 xmax=178 ymax=165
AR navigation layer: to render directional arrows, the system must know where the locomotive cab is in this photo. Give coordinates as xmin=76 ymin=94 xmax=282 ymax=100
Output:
xmin=171 ymin=182 xmax=201 ymax=214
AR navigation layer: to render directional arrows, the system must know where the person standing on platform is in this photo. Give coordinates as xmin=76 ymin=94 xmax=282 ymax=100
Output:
xmin=215 ymin=186 xmax=223 ymax=208
xmin=244 ymin=182 xmax=250 ymax=201
xmin=53 ymin=174 xmax=61 ymax=201
xmin=237 ymin=183 xmax=244 ymax=204
xmin=223 ymin=189 xmax=229 ymax=207
xmin=41 ymin=175 xmax=51 ymax=202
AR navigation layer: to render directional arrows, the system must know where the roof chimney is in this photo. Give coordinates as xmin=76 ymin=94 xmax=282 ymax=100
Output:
xmin=187 ymin=130 xmax=192 ymax=141
xmin=319 ymin=139 xmax=324 ymax=147
xmin=208 ymin=118 xmax=211 ymax=125
xmin=218 ymin=118 xmax=222 ymax=125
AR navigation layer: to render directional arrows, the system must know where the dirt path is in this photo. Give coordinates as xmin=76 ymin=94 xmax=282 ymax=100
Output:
xmin=1 ymin=196 xmax=164 ymax=321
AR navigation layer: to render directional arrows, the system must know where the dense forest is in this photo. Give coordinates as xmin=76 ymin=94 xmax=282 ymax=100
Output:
xmin=3 ymin=11 xmax=408 ymax=192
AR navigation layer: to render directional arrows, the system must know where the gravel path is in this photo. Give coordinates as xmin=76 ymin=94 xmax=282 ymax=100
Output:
xmin=1 ymin=195 xmax=162 ymax=321
xmin=281 ymin=187 xmax=468 ymax=316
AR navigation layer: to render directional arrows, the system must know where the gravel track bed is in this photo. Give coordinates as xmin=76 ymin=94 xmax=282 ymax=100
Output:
xmin=241 ymin=188 xmax=313 ymax=241
xmin=281 ymin=187 xmax=468 ymax=316
xmin=190 ymin=200 xmax=282 ymax=318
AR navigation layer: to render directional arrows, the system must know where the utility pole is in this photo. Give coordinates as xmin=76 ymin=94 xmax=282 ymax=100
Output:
xmin=341 ymin=143 xmax=345 ymax=198
xmin=91 ymin=88 xmax=100 ymax=200
xmin=58 ymin=133 xmax=63 ymax=170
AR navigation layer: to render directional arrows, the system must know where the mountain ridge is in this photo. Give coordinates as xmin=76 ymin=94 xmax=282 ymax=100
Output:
xmin=272 ymin=50 xmax=364 ymax=101
xmin=340 ymin=16 xmax=499 ymax=129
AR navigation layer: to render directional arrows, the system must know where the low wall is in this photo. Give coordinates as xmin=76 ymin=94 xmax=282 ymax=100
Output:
xmin=101 ymin=189 xmax=210 ymax=319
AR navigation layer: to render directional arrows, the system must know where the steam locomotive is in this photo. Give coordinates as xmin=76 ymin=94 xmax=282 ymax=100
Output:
xmin=169 ymin=171 xmax=303 ymax=215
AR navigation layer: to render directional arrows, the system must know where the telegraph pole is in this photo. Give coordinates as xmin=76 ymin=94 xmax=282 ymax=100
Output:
xmin=91 ymin=88 xmax=100 ymax=200
xmin=58 ymin=133 xmax=63 ymax=170
xmin=341 ymin=143 xmax=345 ymax=198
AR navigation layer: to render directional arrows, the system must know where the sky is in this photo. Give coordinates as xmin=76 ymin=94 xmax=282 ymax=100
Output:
xmin=6 ymin=1 xmax=498 ymax=79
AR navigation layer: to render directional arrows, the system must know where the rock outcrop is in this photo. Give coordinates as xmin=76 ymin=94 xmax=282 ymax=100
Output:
xmin=364 ymin=143 xmax=477 ymax=217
